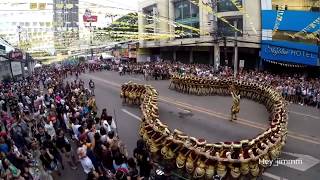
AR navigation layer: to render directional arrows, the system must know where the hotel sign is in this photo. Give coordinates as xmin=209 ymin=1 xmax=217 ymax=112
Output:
xmin=266 ymin=45 xmax=317 ymax=59
xmin=261 ymin=44 xmax=318 ymax=66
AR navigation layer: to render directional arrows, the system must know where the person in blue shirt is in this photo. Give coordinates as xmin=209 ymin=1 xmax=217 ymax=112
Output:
xmin=0 ymin=136 xmax=9 ymax=154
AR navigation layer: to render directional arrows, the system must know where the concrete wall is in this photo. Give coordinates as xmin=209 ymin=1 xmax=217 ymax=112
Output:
xmin=243 ymin=0 xmax=261 ymax=43
xmin=157 ymin=0 xmax=170 ymax=35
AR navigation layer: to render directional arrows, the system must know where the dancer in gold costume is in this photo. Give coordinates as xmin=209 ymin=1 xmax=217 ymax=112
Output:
xmin=230 ymin=84 xmax=240 ymax=121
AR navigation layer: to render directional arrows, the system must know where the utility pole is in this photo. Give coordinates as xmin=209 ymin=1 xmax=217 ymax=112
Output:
xmin=18 ymin=26 xmax=21 ymax=42
xmin=317 ymin=34 xmax=320 ymax=66
xmin=234 ymin=20 xmax=238 ymax=78
xmin=90 ymin=22 xmax=93 ymax=60
xmin=17 ymin=26 xmax=22 ymax=47
xmin=224 ymin=36 xmax=227 ymax=66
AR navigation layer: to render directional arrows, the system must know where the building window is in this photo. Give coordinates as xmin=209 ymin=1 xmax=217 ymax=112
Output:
xmin=218 ymin=16 xmax=243 ymax=37
xmin=175 ymin=22 xmax=200 ymax=39
xmin=174 ymin=0 xmax=199 ymax=38
xmin=272 ymin=0 xmax=319 ymax=11
xmin=174 ymin=0 xmax=199 ymax=21
xmin=143 ymin=5 xmax=157 ymax=25
xmin=217 ymin=0 xmax=242 ymax=12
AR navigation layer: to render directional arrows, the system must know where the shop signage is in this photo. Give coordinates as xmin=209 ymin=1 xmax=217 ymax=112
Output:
xmin=261 ymin=44 xmax=318 ymax=66
xmin=9 ymin=50 xmax=24 ymax=60
xmin=265 ymin=45 xmax=317 ymax=59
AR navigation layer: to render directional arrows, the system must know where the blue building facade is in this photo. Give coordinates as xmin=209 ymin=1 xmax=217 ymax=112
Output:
xmin=260 ymin=0 xmax=319 ymax=66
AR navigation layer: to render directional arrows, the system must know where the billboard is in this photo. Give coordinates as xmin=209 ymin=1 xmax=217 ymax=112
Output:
xmin=260 ymin=0 xmax=319 ymax=66
xmin=9 ymin=50 xmax=24 ymax=61
xmin=83 ymin=9 xmax=98 ymax=22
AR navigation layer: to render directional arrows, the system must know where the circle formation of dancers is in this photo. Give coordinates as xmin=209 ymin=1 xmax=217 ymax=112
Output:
xmin=120 ymin=74 xmax=288 ymax=179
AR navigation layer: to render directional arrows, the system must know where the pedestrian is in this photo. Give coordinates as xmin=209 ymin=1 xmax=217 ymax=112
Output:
xmin=133 ymin=139 xmax=152 ymax=179
xmin=40 ymin=146 xmax=61 ymax=177
xmin=78 ymin=145 xmax=95 ymax=174
xmin=89 ymin=79 xmax=95 ymax=95
xmin=55 ymin=129 xmax=77 ymax=170
xmin=127 ymin=158 xmax=141 ymax=180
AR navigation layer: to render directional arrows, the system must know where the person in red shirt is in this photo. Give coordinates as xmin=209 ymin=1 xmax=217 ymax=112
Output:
xmin=48 ymin=110 xmax=58 ymax=129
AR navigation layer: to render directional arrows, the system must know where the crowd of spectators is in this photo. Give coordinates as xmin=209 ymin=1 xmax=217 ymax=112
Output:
xmin=0 ymin=64 xmax=152 ymax=180
xmin=0 ymin=59 xmax=318 ymax=179
xmin=104 ymin=60 xmax=320 ymax=108
xmin=237 ymin=70 xmax=320 ymax=107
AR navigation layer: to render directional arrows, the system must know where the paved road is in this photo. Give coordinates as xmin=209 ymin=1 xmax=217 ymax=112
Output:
xmin=60 ymin=71 xmax=320 ymax=180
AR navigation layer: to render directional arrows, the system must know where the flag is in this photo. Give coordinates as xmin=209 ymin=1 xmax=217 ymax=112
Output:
xmin=56 ymin=3 xmax=64 ymax=9
xmin=38 ymin=3 xmax=46 ymax=10
xmin=66 ymin=4 xmax=74 ymax=9
xmin=30 ymin=3 xmax=37 ymax=9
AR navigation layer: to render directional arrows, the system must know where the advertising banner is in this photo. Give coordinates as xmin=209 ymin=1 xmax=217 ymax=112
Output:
xmin=83 ymin=9 xmax=98 ymax=22
xmin=9 ymin=50 xmax=23 ymax=61
xmin=260 ymin=0 xmax=319 ymax=66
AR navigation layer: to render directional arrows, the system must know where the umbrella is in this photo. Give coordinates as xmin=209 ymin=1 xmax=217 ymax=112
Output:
xmin=34 ymin=63 xmax=42 ymax=68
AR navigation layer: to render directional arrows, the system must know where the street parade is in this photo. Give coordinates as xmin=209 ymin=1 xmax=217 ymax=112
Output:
xmin=0 ymin=0 xmax=319 ymax=179
xmin=121 ymin=71 xmax=288 ymax=179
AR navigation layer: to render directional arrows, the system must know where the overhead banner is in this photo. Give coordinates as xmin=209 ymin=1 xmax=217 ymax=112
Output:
xmin=260 ymin=0 xmax=319 ymax=66
xmin=38 ymin=3 xmax=46 ymax=10
xmin=30 ymin=3 xmax=37 ymax=9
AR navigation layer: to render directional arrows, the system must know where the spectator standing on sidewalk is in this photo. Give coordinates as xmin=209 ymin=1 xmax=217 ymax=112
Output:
xmin=133 ymin=139 xmax=152 ymax=179
xmin=89 ymin=80 xmax=95 ymax=95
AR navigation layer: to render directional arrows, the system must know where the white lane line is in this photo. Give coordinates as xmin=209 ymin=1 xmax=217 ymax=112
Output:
xmin=289 ymin=111 xmax=320 ymax=120
xmin=130 ymin=77 xmax=143 ymax=82
xmin=263 ymin=172 xmax=288 ymax=180
xmin=122 ymin=109 xmax=141 ymax=121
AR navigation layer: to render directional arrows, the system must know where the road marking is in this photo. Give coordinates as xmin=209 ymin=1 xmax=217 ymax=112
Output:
xmin=282 ymin=151 xmax=320 ymax=171
xmin=263 ymin=172 xmax=288 ymax=180
xmin=130 ymin=77 xmax=143 ymax=82
xmin=121 ymin=109 xmax=141 ymax=121
xmin=83 ymin=73 xmax=320 ymax=145
xmin=289 ymin=111 xmax=320 ymax=120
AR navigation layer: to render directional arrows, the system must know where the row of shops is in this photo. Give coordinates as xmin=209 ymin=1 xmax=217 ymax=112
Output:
xmin=0 ymin=39 xmax=36 ymax=82
xmin=107 ymin=40 xmax=318 ymax=73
